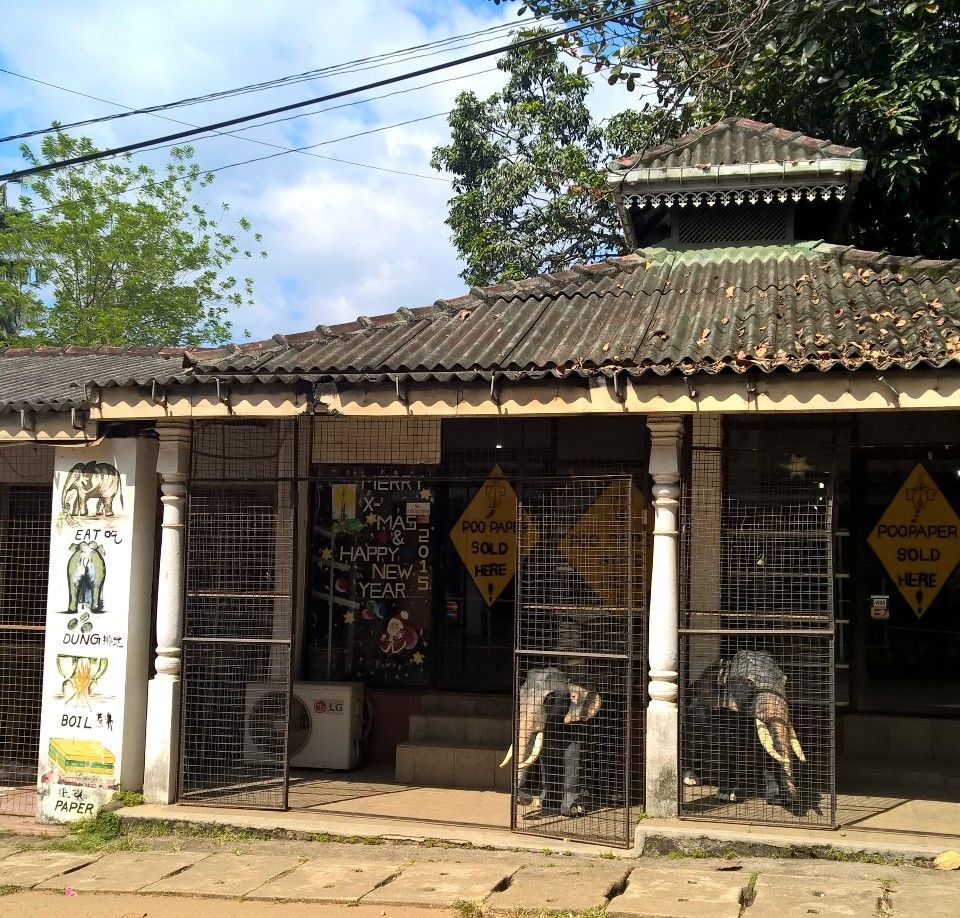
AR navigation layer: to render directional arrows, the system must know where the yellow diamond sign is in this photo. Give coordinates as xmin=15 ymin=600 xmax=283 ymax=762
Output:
xmin=558 ymin=481 xmax=648 ymax=609
xmin=450 ymin=465 xmax=519 ymax=607
xmin=867 ymin=463 xmax=960 ymax=619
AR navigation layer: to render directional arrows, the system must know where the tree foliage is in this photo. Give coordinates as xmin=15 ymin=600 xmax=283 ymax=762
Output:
xmin=0 ymin=132 xmax=266 ymax=347
xmin=497 ymin=0 xmax=960 ymax=256
xmin=431 ymin=32 xmax=665 ymax=286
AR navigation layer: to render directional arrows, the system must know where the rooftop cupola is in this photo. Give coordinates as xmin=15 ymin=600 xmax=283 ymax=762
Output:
xmin=607 ymin=117 xmax=867 ymax=250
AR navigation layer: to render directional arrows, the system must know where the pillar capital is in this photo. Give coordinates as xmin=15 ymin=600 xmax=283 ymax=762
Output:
xmin=157 ymin=421 xmax=191 ymax=479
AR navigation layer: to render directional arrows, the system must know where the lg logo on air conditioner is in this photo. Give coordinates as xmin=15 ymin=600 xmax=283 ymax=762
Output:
xmin=313 ymin=699 xmax=344 ymax=714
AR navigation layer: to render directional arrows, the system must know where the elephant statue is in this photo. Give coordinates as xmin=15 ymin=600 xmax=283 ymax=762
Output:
xmin=499 ymin=667 xmax=602 ymax=818
xmin=61 ymin=461 xmax=122 ymax=520
xmin=66 ymin=541 xmax=106 ymax=614
xmin=683 ymin=650 xmax=805 ymax=805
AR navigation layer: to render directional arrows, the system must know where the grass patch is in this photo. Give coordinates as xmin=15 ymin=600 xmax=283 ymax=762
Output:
xmin=739 ymin=870 xmax=759 ymax=910
xmin=111 ymin=790 xmax=144 ymax=807
xmin=597 ymin=851 xmax=617 ymax=860
xmin=0 ymin=885 xmax=21 ymax=896
xmin=454 ymin=901 xmax=487 ymax=918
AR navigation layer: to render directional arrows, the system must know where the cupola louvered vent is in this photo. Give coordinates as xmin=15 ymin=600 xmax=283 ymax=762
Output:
xmin=677 ymin=203 xmax=790 ymax=246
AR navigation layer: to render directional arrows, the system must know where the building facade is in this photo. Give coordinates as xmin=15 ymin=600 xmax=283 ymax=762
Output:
xmin=0 ymin=118 xmax=958 ymax=846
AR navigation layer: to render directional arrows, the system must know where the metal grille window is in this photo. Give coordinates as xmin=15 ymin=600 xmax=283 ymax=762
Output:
xmin=677 ymin=203 xmax=790 ymax=245
xmin=511 ymin=477 xmax=646 ymax=847
xmin=0 ymin=446 xmax=53 ymax=817
xmin=179 ymin=421 xmax=298 ymax=809
xmin=680 ymin=424 xmax=835 ymax=827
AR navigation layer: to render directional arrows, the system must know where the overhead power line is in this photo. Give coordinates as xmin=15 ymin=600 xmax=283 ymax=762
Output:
xmin=0 ymin=11 xmax=540 ymax=144
xmin=0 ymin=1 xmax=667 ymax=184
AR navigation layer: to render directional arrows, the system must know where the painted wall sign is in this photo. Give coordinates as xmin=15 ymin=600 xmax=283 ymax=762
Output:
xmin=867 ymin=462 xmax=960 ymax=619
xmin=311 ymin=473 xmax=433 ymax=685
xmin=36 ymin=440 xmax=156 ymax=822
xmin=450 ymin=465 xmax=519 ymax=607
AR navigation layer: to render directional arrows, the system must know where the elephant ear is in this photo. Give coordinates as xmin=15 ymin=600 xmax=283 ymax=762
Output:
xmin=564 ymin=684 xmax=602 ymax=723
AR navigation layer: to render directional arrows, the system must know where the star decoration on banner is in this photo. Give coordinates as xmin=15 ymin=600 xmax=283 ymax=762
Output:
xmin=412 ymin=652 xmax=425 ymax=665
xmin=365 ymin=513 xmax=378 ymax=526
xmin=320 ymin=548 xmax=333 ymax=560
xmin=781 ymin=454 xmax=814 ymax=479
xmin=419 ymin=488 xmax=432 ymax=500
xmin=343 ymin=611 xmax=355 ymax=624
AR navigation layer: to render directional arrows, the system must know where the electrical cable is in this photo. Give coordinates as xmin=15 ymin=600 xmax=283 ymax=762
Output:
xmin=0 ymin=11 xmax=544 ymax=144
xmin=0 ymin=1 xmax=670 ymax=183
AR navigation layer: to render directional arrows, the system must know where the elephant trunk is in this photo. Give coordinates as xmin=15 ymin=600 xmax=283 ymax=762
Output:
xmin=754 ymin=690 xmax=804 ymax=801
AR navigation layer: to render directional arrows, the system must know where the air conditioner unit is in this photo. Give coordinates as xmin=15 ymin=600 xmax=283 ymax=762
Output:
xmin=244 ymin=681 xmax=363 ymax=770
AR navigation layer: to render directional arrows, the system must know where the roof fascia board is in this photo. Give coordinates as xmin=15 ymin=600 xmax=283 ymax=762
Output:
xmin=607 ymin=158 xmax=867 ymax=191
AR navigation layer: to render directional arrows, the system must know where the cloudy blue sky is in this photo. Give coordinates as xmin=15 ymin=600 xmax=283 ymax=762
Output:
xmin=0 ymin=1 xmax=630 ymax=341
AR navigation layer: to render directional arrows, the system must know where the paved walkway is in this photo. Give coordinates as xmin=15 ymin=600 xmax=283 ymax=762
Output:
xmin=1 ymin=835 xmax=959 ymax=916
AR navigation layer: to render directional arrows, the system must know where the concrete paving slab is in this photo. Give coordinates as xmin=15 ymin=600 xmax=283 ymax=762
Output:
xmin=749 ymin=874 xmax=882 ymax=918
xmin=0 ymin=850 xmax=100 ymax=887
xmin=606 ymin=867 xmax=743 ymax=918
xmin=142 ymin=852 xmax=302 ymax=897
xmin=36 ymin=850 xmax=207 ymax=892
xmin=363 ymin=861 xmax=516 ymax=907
xmin=892 ymin=882 xmax=960 ymax=918
xmin=247 ymin=859 xmax=402 ymax=902
xmin=487 ymin=862 xmax=631 ymax=913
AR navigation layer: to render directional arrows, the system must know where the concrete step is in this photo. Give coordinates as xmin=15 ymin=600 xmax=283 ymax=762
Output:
xmin=395 ymin=741 xmax=512 ymax=792
xmin=408 ymin=714 xmax=512 ymax=747
xmin=419 ymin=692 xmax=512 ymax=719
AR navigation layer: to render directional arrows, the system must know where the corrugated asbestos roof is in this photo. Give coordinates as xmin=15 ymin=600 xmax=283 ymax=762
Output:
xmin=0 ymin=348 xmax=190 ymax=412
xmin=186 ymin=241 xmax=960 ymax=383
xmin=4 ymin=241 xmax=960 ymax=411
xmin=613 ymin=117 xmax=863 ymax=171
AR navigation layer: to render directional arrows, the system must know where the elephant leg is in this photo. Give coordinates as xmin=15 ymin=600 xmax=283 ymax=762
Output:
xmin=66 ymin=569 xmax=79 ymax=614
xmin=560 ymin=740 xmax=584 ymax=817
xmin=91 ymin=570 xmax=104 ymax=613
xmin=763 ymin=768 xmax=781 ymax=805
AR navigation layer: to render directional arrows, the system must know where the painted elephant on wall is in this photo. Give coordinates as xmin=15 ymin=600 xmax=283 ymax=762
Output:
xmin=684 ymin=650 xmax=806 ymax=805
xmin=66 ymin=541 xmax=106 ymax=614
xmin=499 ymin=667 xmax=602 ymax=818
xmin=61 ymin=462 xmax=122 ymax=520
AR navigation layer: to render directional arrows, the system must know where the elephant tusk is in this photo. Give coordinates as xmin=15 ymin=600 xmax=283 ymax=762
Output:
xmin=519 ymin=731 xmax=544 ymax=768
xmin=789 ymin=726 xmax=806 ymax=762
xmin=499 ymin=745 xmax=513 ymax=768
xmin=756 ymin=719 xmax=787 ymax=764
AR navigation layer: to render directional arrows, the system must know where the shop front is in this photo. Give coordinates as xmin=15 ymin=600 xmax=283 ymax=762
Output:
xmin=175 ymin=413 xmax=651 ymax=846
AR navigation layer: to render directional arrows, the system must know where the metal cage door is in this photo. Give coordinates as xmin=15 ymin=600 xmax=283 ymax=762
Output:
xmin=178 ymin=421 xmax=299 ymax=809
xmin=511 ymin=476 xmax=646 ymax=847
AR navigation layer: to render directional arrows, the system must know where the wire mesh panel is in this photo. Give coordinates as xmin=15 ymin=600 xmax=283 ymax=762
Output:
xmin=680 ymin=430 xmax=835 ymax=827
xmin=511 ymin=477 xmax=645 ymax=847
xmin=0 ymin=447 xmax=53 ymax=816
xmin=179 ymin=421 xmax=298 ymax=809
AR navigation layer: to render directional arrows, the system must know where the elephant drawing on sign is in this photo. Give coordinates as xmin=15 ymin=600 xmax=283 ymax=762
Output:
xmin=683 ymin=650 xmax=806 ymax=806
xmin=66 ymin=541 xmax=106 ymax=614
xmin=499 ymin=668 xmax=602 ymax=818
xmin=61 ymin=462 xmax=122 ymax=520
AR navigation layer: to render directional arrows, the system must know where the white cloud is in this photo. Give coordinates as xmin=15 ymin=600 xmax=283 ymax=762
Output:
xmin=0 ymin=1 xmax=642 ymax=342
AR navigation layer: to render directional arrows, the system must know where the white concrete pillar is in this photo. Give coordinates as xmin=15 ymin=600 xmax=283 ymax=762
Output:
xmin=143 ymin=422 xmax=190 ymax=804
xmin=645 ymin=415 xmax=684 ymax=817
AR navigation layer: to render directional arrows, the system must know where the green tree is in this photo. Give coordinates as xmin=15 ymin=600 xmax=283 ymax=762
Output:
xmin=0 ymin=131 xmax=266 ymax=347
xmin=431 ymin=31 xmax=667 ymax=286
xmin=495 ymin=0 xmax=960 ymax=256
